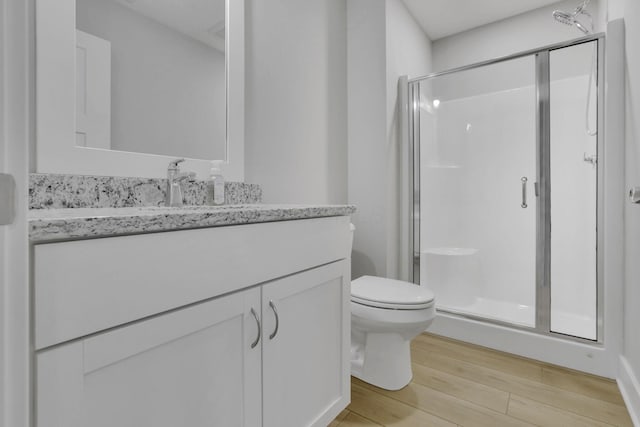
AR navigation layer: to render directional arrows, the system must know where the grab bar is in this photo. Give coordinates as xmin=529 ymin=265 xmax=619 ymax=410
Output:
xmin=521 ymin=177 xmax=528 ymax=208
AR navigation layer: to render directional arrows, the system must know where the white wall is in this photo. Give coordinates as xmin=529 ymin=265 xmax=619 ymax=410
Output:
xmin=347 ymin=0 xmax=432 ymax=280
xmin=1 ymin=0 xmax=31 ymax=425
xmin=385 ymin=0 xmax=433 ymax=280
xmin=244 ymin=0 xmax=347 ymax=204
xmin=608 ymin=0 xmax=640 ymax=422
xmin=621 ymin=0 xmax=640 ymax=416
xmin=432 ymin=0 xmax=605 ymax=72
xmin=347 ymin=0 xmax=387 ymax=278
xmin=77 ymin=0 xmax=226 ymax=160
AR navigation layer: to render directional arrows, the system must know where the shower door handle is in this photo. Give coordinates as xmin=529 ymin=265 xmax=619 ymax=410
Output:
xmin=521 ymin=177 xmax=528 ymax=208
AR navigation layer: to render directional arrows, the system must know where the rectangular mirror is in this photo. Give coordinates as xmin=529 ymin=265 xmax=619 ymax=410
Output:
xmin=36 ymin=0 xmax=244 ymax=181
xmin=76 ymin=0 xmax=227 ymax=160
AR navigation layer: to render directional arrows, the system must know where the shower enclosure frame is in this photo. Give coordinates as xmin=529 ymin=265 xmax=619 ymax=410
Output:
xmin=408 ymin=33 xmax=606 ymax=345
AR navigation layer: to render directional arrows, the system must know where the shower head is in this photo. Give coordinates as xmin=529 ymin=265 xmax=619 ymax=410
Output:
xmin=552 ymin=0 xmax=593 ymax=34
xmin=553 ymin=10 xmax=592 ymax=34
xmin=553 ymin=10 xmax=576 ymax=26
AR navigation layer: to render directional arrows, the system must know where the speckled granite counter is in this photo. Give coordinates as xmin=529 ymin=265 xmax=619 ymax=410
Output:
xmin=29 ymin=173 xmax=262 ymax=208
xmin=29 ymin=204 xmax=357 ymax=242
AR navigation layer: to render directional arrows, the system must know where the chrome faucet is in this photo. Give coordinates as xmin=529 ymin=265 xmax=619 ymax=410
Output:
xmin=166 ymin=158 xmax=196 ymax=207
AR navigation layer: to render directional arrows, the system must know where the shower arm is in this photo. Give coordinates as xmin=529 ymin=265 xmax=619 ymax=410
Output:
xmin=575 ymin=0 xmax=592 ymax=14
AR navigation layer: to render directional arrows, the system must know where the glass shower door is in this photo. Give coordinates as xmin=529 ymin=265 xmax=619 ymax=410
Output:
xmin=549 ymin=41 xmax=600 ymax=340
xmin=416 ymin=55 xmax=538 ymax=327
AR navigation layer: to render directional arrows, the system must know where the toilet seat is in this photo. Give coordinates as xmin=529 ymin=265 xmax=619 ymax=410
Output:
xmin=351 ymin=276 xmax=435 ymax=310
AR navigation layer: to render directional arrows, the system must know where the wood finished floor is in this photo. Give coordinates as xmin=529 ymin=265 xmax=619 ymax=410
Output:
xmin=330 ymin=333 xmax=634 ymax=427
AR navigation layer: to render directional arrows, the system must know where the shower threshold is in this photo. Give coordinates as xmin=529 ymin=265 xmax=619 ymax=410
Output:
xmin=437 ymin=297 xmax=596 ymax=340
xmin=438 ymin=297 xmax=535 ymax=328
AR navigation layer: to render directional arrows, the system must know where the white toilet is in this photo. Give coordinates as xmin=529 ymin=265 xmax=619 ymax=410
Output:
xmin=349 ymin=225 xmax=436 ymax=391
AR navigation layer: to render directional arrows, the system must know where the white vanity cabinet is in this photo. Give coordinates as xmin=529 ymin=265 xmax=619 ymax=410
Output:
xmin=262 ymin=262 xmax=349 ymax=427
xmin=37 ymin=287 xmax=263 ymax=427
xmin=34 ymin=217 xmax=351 ymax=427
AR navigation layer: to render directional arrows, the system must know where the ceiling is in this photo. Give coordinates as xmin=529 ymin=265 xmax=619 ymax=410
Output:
xmin=114 ymin=0 xmax=226 ymax=51
xmin=402 ymin=0 xmax=564 ymax=40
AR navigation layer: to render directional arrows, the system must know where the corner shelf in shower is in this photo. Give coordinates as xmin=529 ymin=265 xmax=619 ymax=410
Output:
xmin=422 ymin=247 xmax=478 ymax=256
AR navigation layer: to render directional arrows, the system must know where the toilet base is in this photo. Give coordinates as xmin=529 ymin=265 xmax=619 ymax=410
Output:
xmin=351 ymin=332 xmax=413 ymax=391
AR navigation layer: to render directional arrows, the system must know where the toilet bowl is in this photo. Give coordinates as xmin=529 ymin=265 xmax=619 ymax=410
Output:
xmin=350 ymin=275 xmax=436 ymax=390
xmin=349 ymin=224 xmax=436 ymax=391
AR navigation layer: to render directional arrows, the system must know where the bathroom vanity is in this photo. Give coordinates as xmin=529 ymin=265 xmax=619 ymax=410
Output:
xmin=29 ymin=0 xmax=356 ymax=422
xmin=30 ymin=203 xmax=355 ymax=427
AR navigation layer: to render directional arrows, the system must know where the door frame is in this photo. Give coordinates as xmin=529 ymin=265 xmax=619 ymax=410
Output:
xmin=1 ymin=0 xmax=33 ymax=425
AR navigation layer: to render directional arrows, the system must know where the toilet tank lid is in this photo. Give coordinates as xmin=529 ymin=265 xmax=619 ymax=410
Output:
xmin=351 ymin=276 xmax=435 ymax=306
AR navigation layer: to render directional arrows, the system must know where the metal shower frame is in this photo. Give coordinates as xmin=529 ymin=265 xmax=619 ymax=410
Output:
xmin=406 ymin=33 xmax=606 ymax=344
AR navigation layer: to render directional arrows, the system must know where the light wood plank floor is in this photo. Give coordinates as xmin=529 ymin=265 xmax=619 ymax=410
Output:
xmin=330 ymin=333 xmax=634 ymax=427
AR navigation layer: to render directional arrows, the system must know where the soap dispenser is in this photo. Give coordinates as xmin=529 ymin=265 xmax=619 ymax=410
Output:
xmin=206 ymin=161 xmax=225 ymax=206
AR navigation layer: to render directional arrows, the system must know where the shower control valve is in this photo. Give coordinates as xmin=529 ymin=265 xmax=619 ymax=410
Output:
xmin=630 ymin=187 xmax=640 ymax=204
xmin=583 ymin=152 xmax=597 ymax=167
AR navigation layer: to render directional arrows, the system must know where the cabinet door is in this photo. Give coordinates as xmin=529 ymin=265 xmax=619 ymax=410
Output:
xmin=36 ymin=287 xmax=262 ymax=427
xmin=262 ymin=261 xmax=350 ymax=427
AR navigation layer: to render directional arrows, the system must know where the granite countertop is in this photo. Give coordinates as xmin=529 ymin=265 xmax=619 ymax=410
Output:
xmin=29 ymin=204 xmax=357 ymax=243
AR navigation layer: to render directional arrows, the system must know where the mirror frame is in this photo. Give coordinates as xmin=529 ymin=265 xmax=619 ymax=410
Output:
xmin=35 ymin=0 xmax=244 ymax=181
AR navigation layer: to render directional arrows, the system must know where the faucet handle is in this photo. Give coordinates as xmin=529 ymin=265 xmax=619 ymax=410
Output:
xmin=168 ymin=158 xmax=185 ymax=171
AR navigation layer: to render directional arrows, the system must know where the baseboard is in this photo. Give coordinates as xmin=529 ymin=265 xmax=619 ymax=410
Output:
xmin=618 ymin=356 xmax=640 ymax=426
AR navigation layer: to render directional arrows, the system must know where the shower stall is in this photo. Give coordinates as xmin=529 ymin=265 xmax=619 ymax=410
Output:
xmin=409 ymin=34 xmax=604 ymax=343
